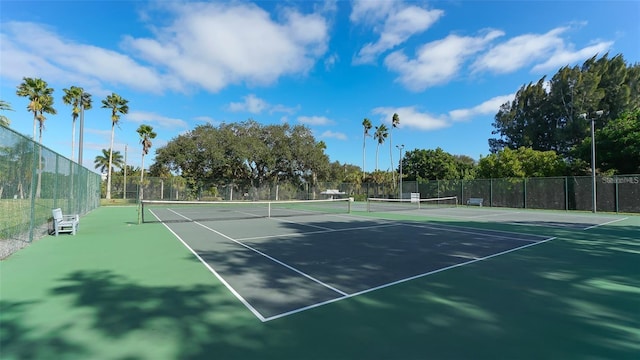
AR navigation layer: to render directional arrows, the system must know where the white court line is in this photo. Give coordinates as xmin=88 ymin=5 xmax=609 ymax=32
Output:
xmin=403 ymin=223 xmax=541 ymax=242
xmin=584 ymin=217 xmax=629 ymax=230
xmin=262 ymin=235 xmax=557 ymax=322
xmin=268 ymin=216 xmax=335 ymax=231
xmin=149 ymin=209 xmax=268 ymax=322
xmin=154 ymin=208 xmax=557 ymax=322
xmin=467 ymin=211 xmax=521 ymax=219
xmin=236 ymin=223 xmax=401 ymax=242
xmin=167 ymin=208 xmax=350 ymax=298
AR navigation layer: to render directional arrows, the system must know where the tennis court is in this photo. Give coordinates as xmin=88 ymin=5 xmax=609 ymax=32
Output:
xmin=364 ymin=197 xmax=629 ymax=230
xmin=2 ymin=199 xmax=638 ymax=359
xmin=146 ymin=199 xmax=554 ymax=321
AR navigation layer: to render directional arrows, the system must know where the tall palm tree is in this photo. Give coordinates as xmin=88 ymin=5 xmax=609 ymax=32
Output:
xmin=389 ymin=113 xmax=400 ymax=184
xmin=362 ymin=118 xmax=372 ymax=181
xmin=16 ymin=77 xmax=56 ymax=198
xmin=101 ymin=93 xmax=129 ymax=199
xmin=373 ymin=124 xmax=388 ymax=171
xmin=62 ymin=86 xmax=92 ymax=162
xmin=0 ymin=100 xmax=13 ymax=127
xmin=94 ymin=149 xmax=123 ymax=173
xmin=136 ymin=124 xmax=157 ymax=200
xmin=16 ymin=77 xmax=55 ymax=140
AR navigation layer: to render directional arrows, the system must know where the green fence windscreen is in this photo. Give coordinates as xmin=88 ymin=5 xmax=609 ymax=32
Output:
xmin=1 ymin=125 xmax=101 ymax=258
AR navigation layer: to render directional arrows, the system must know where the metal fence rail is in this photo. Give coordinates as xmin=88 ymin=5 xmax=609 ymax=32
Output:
xmin=1 ymin=126 xmax=101 ymax=258
xmin=111 ymin=174 xmax=640 ymax=214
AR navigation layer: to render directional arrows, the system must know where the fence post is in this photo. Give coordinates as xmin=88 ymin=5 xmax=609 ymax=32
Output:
xmin=523 ymin=178 xmax=527 ymax=209
xmin=489 ymin=178 xmax=493 ymax=207
xmin=615 ymin=175 xmax=619 ymax=213
xmin=564 ymin=176 xmax=568 ymax=211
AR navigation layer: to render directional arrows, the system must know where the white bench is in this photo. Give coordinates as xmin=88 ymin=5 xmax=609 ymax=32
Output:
xmin=52 ymin=208 xmax=79 ymax=236
xmin=466 ymin=198 xmax=484 ymax=206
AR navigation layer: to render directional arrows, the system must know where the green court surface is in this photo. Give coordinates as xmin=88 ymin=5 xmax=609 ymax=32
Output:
xmin=1 ymin=205 xmax=639 ymax=359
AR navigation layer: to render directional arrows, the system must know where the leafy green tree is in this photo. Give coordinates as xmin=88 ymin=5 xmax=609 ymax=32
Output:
xmin=0 ymin=100 xmax=13 ymax=127
xmin=490 ymin=53 xmax=639 ymax=172
xmin=454 ymin=155 xmax=477 ymax=180
xmin=136 ymin=124 xmax=157 ymax=200
xmin=153 ymin=121 xmax=331 ymax=197
xmin=576 ymin=109 xmax=640 ymax=174
xmin=373 ymin=124 xmax=388 ymax=171
xmin=62 ymin=86 xmax=92 ymax=161
xmin=403 ymin=148 xmax=461 ymax=180
xmin=362 ymin=118 xmax=372 ymax=180
xmin=477 ymin=147 xmax=566 ymax=178
xmin=101 ymin=93 xmax=129 ymax=199
xmin=148 ymin=162 xmax=172 ymax=178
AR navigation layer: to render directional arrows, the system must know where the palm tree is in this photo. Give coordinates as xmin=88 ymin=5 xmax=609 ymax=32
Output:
xmin=16 ymin=78 xmax=55 ymax=140
xmin=62 ymin=86 xmax=92 ymax=162
xmin=373 ymin=124 xmax=388 ymax=171
xmin=101 ymin=93 xmax=129 ymax=199
xmin=362 ymin=118 xmax=372 ymax=181
xmin=136 ymin=124 xmax=157 ymax=200
xmin=94 ymin=149 xmax=123 ymax=173
xmin=0 ymin=100 xmax=13 ymax=127
xmin=389 ymin=113 xmax=400 ymax=183
xmin=16 ymin=77 xmax=56 ymax=198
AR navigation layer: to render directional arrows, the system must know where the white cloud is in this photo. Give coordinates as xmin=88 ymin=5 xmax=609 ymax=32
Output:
xmin=325 ymin=53 xmax=339 ymax=70
xmin=124 ymin=2 xmax=330 ymax=92
xmin=0 ymin=2 xmax=330 ymax=95
xmin=126 ymin=111 xmax=188 ymax=129
xmin=372 ymin=106 xmax=449 ymax=131
xmin=193 ymin=116 xmax=220 ymax=126
xmin=298 ymin=116 xmax=334 ymax=126
xmin=472 ymin=26 xmax=613 ymax=74
xmin=228 ymin=94 xmax=269 ymax=114
xmin=449 ymin=94 xmax=515 ymax=121
xmin=472 ymin=27 xmax=568 ymax=74
xmin=0 ymin=22 xmax=173 ymax=93
xmin=532 ymin=41 xmax=613 ymax=72
xmin=385 ymin=30 xmax=504 ymax=91
xmin=350 ymin=0 xmax=396 ymax=23
xmin=228 ymin=94 xmax=298 ymax=115
xmin=353 ymin=5 xmax=443 ymax=64
xmin=319 ymin=130 xmax=347 ymax=140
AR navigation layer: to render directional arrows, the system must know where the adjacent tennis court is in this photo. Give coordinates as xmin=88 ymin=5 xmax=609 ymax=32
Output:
xmin=2 ymin=200 xmax=639 ymax=359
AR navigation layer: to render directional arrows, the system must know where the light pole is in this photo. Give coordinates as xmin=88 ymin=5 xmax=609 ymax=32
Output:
xmin=396 ymin=144 xmax=404 ymax=199
xmin=580 ymin=110 xmax=603 ymax=213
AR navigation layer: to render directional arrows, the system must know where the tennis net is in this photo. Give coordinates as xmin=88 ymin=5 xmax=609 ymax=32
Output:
xmin=366 ymin=196 xmax=458 ymax=212
xmin=141 ymin=198 xmax=351 ymax=223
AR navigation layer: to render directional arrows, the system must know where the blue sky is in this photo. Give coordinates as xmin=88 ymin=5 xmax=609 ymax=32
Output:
xmin=1 ymin=0 xmax=638 ymax=174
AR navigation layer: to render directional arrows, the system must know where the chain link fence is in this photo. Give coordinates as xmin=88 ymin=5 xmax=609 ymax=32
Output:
xmin=1 ymin=126 xmax=101 ymax=258
xmin=110 ymin=174 xmax=639 ymax=213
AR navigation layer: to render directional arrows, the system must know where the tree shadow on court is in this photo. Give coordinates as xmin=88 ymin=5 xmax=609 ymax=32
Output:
xmin=42 ymin=269 xmax=278 ymax=359
xmin=166 ymin=214 xmax=639 ymax=358
xmin=6 ymin=215 xmax=635 ymax=359
xmin=247 ymin=218 xmax=638 ymax=359
xmin=0 ymin=300 xmax=89 ymax=359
